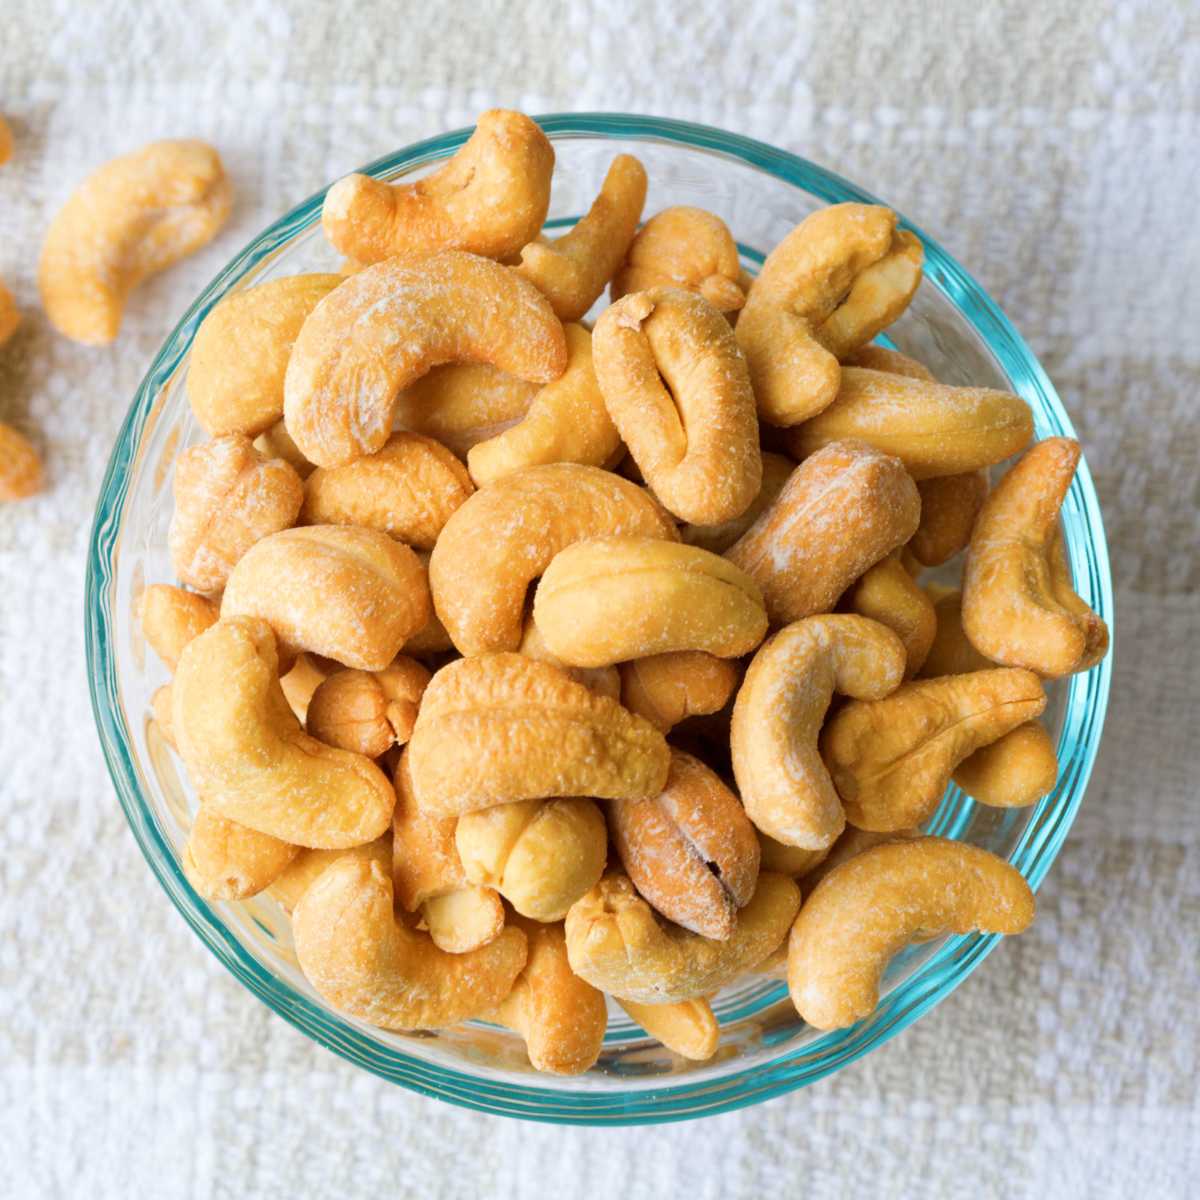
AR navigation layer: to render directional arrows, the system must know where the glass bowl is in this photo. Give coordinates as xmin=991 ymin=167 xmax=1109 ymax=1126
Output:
xmin=86 ymin=114 xmax=1113 ymax=1124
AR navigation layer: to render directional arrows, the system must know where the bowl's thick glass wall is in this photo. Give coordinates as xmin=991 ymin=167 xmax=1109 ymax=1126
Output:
xmin=86 ymin=115 xmax=1112 ymax=1124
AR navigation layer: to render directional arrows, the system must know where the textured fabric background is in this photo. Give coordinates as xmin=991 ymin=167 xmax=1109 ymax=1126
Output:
xmin=1 ymin=2 xmax=1197 ymax=1196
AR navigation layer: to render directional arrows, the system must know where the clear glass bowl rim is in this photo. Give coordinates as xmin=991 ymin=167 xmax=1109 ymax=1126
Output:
xmin=85 ymin=112 xmax=1114 ymax=1125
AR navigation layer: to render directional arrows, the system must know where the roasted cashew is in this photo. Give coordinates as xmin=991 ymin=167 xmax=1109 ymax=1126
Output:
xmin=953 ymin=721 xmax=1058 ymax=808
xmin=910 ymin=471 xmax=989 ymax=566
xmin=182 ymin=805 xmax=298 ymax=902
xmin=788 ymin=838 xmax=1034 ymax=1029
xmin=0 ymin=116 xmax=11 ymax=166
xmin=731 ymin=615 xmax=906 ymax=850
xmin=617 ymin=997 xmax=720 ymax=1062
xmin=137 ymin=584 xmax=219 ymax=671
xmin=845 ymin=553 xmax=936 ymax=678
xmin=518 ymin=617 xmax=621 ymax=700
xmin=0 ymin=279 xmax=18 ymax=346
xmin=267 ymin=835 xmax=391 ymax=913
xmin=39 ymin=139 xmax=231 ymax=344
xmin=920 ymin=587 xmax=993 ymax=678
xmin=756 ymin=832 xmax=830 ymax=879
xmin=619 ymin=651 xmax=741 ymax=732
xmin=305 ymin=657 xmax=431 ymax=757
xmin=283 ymin=250 xmax=568 ymax=468
xmin=841 ymin=344 xmax=935 ymax=379
xmin=680 ymin=451 xmax=794 ymax=555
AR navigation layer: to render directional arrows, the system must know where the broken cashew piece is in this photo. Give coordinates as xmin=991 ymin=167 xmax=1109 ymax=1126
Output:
xmin=322 ymin=109 xmax=554 ymax=264
xmin=516 ymin=154 xmax=647 ymax=320
xmin=39 ymin=139 xmax=232 ymax=345
xmin=283 ymin=250 xmax=567 ymax=468
xmin=617 ymin=996 xmax=720 ymax=1062
xmin=182 ymin=805 xmax=298 ymax=902
xmin=845 ymin=553 xmax=936 ymax=678
xmin=305 ymin=657 xmax=431 ymax=757
xmin=962 ymin=437 xmax=1108 ymax=677
xmin=619 ymin=651 xmax=741 ymax=732
xmin=821 ymin=668 xmax=1047 ymax=831
xmin=593 ymin=286 xmax=761 ymax=524
xmin=293 ymin=856 xmax=527 ymax=1030
xmin=788 ymin=838 xmax=1034 ymax=1030
xmin=953 ymin=721 xmax=1058 ymax=808
xmin=731 ymin=615 xmax=907 ymax=850
xmin=137 ymin=584 xmax=219 ymax=671
xmin=910 ymin=471 xmax=989 ymax=566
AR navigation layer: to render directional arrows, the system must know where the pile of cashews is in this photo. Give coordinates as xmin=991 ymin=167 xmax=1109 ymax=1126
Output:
xmin=98 ymin=107 xmax=1108 ymax=1074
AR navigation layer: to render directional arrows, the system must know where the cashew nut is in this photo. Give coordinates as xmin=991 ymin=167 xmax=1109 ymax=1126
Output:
xmin=618 ymin=651 xmax=741 ymax=732
xmin=283 ymin=250 xmax=568 ymax=468
xmin=962 ymin=437 xmax=1108 ymax=677
xmin=845 ymin=553 xmax=936 ymax=678
xmin=305 ymin=657 xmax=430 ymax=757
xmin=137 ymin=584 xmax=219 ymax=671
xmin=321 ymin=109 xmax=554 ymax=264
xmin=182 ymin=805 xmax=298 ymax=902
xmin=953 ymin=721 xmax=1058 ymax=808
xmin=279 ymin=653 xmax=336 ymax=724
xmin=731 ymin=615 xmax=907 ymax=850
xmin=797 ymin=825 xmax=921 ymax=893
xmin=518 ymin=617 xmax=621 ymax=700
xmin=39 ymin=139 xmax=232 ymax=344
xmin=0 ymin=279 xmax=18 ymax=346
xmin=268 ymin=835 xmax=391 ymax=913
xmin=0 ymin=423 xmax=43 ymax=502
xmin=680 ymin=451 xmax=794 ymax=555
xmin=841 ymin=344 xmax=936 ymax=379
xmin=756 ymin=832 xmax=830 ymax=879
xmin=617 ymin=997 xmax=720 ymax=1062
xmin=0 ymin=115 xmax=11 ymax=165
xmin=787 ymin=837 xmax=1034 ymax=1029
xmin=910 ymin=471 xmax=989 ymax=566
xmin=920 ymin=587 xmax=993 ymax=678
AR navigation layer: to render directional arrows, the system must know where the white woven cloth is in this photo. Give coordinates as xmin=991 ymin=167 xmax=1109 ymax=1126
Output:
xmin=1 ymin=2 xmax=1197 ymax=1196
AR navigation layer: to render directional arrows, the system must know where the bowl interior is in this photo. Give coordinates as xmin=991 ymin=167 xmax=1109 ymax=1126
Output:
xmin=87 ymin=115 xmax=1112 ymax=1123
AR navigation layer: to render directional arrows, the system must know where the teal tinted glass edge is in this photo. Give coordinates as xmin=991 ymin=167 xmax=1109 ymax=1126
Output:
xmin=85 ymin=113 xmax=1113 ymax=1125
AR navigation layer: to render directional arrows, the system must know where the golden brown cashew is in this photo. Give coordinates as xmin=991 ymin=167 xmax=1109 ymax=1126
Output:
xmin=516 ymin=154 xmax=647 ymax=320
xmin=611 ymin=206 xmax=746 ymax=312
xmin=39 ymin=139 xmax=232 ymax=345
xmin=300 ymin=432 xmax=474 ymax=550
xmin=305 ymin=657 xmax=431 ymax=757
xmin=0 ymin=116 xmax=12 ymax=165
xmin=680 ymin=452 xmax=794 ymax=555
xmin=517 ymin=617 xmax=621 ymax=700
xmin=920 ymin=587 xmax=994 ymax=678
xmin=845 ymin=554 xmax=936 ymax=678
xmin=0 ymin=423 xmax=43 ymax=502
xmin=788 ymin=838 xmax=1034 ymax=1029
xmin=137 ymin=584 xmax=219 ymax=671
xmin=731 ymin=615 xmax=907 ymax=850
xmin=533 ymin=538 xmax=767 ymax=667
xmin=735 ymin=204 xmax=922 ymax=425
xmin=466 ymin=324 xmax=621 ymax=485
xmin=619 ymin=651 xmax=741 ymax=732
xmin=725 ymin=440 xmax=920 ymax=626
xmin=268 ymin=835 xmax=391 ymax=912
xmin=821 ymin=668 xmax=1047 ymax=831
xmin=188 ymin=274 xmax=342 ymax=436
xmin=283 ymin=251 xmax=568 ymax=468
xmin=593 ymin=287 xmax=761 ymax=524
xmin=322 ymin=109 xmax=554 ymax=264
xmin=910 ymin=471 xmax=989 ymax=566
xmin=0 ymin=279 xmax=18 ymax=345
xmin=429 ymin=463 xmax=677 ymax=656
xmin=254 ymin=419 xmax=314 ymax=480
xmin=797 ymin=825 xmax=922 ymax=893
xmin=953 ymin=721 xmax=1058 ymax=808
xmin=617 ymin=997 xmax=720 ymax=1061
xmin=485 ymin=916 xmax=608 ymax=1075
xmin=756 ymin=832 xmax=830 ymax=879
xmin=786 ymin=367 xmax=1033 ymax=479
xmin=565 ymin=871 xmax=800 ymax=1004
xmin=172 ymin=617 xmax=395 ymax=848
xmin=293 ymin=856 xmax=527 ymax=1030
xmin=182 ymin=805 xmax=298 ymax=901
xmin=962 ymin=437 xmax=1109 ymax=677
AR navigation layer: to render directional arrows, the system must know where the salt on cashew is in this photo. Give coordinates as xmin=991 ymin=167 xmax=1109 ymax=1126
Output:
xmin=909 ymin=470 xmax=989 ymax=566
xmin=680 ymin=451 xmax=794 ymax=555
xmin=787 ymin=838 xmax=1034 ymax=1030
xmin=182 ymin=804 xmax=298 ymax=902
xmin=821 ymin=668 xmax=1047 ymax=831
xmin=392 ymin=751 xmax=505 ymax=954
xmin=301 ymin=431 xmax=475 ymax=550
xmin=592 ymin=286 xmax=761 ymax=524
xmin=611 ymin=206 xmax=747 ymax=313
xmin=0 ymin=423 xmax=43 ymax=502
xmin=533 ymin=537 xmax=768 ymax=668
xmin=617 ymin=997 xmax=720 ymax=1062
xmin=564 ymin=871 xmax=800 ymax=1004
xmin=456 ymin=796 xmax=608 ymax=922
xmin=429 ymin=463 xmax=677 ymax=656
xmin=518 ymin=617 xmax=621 ymax=701
xmin=137 ymin=584 xmax=219 ymax=671
xmin=845 ymin=553 xmax=936 ymax=678
xmin=39 ymin=139 xmax=232 ymax=345
xmin=0 ymin=279 xmax=19 ymax=346
xmin=484 ymin=915 xmax=609 ymax=1076
xmin=735 ymin=203 xmax=922 ymax=425
xmin=465 ymin=324 xmax=621 ymax=486
xmin=283 ymin=250 xmax=568 ymax=468
xmin=267 ymin=835 xmax=391 ymax=913
xmin=516 ymin=154 xmax=648 ymax=321
xmin=841 ymin=343 xmax=936 ymax=379
xmin=305 ymin=657 xmax=431 ymax=757
xmin=221 ymin=525 xmax=431 ymax=671
xmin=618 ymin=651 xmax=741 ymax=732
xmin=730 ymin=615 xmax=907 ymax=850
xmin=172 ymin=617 xmax=395 ymax=848
xmin=321 ymin=109 xmax=554 ymax=264
xmin=785 ymin=367 xmax=1034 ymax=480
xmin=919 ymin=587 xmax=994 ymax=678
xmin=952 ymin=721 xmax=1058 ymax=808
xmin=168 ymin=434 xmax=304 ymax=595
xmin=407 ymin=653 xmax=670 ymax=815
xmin=254 ymin=419 xmax=315 ymax=480
xmin=292 ymin=856 xmax=527 ymax=1030
xmin=962 ymin=437 xmax=1109 ymax=677
xmin=188 ymin=274 xmax=342 ymax=436
xmin=724 ymin=440 xmax=921 ymax=626
xmin=608 ymin=749 xmax=761 ymax=940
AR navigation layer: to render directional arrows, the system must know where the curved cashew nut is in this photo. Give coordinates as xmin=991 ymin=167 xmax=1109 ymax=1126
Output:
xmin=617 ymin=997 xmax=720 ymax=1062
xmin=564 ymin=871 xmax=800 ymax=1004
xmin=786 ymin=367 xmax=1033 ymax=479
xmin=516 ymin=154 xmax=647 ymax=320
xmin=137 ymin=584 xmax=219 ymax=672
xmin=593 ymin=286 xmax=761 ymax=524
xmin=821 ymin=668 xmax=1047 ymax=830
xmin=39 ymin=139 xmax=232 ymax=345
xmin=267 ymin=835 xmax=391 ymax=913
xmin=172 ymin=617 xmax=395 ymax=848
xmin=305 ymin=657 xmax=431 ymax=757
xmin=182 ymin=804 xmax=298 ymax=902
xmin=953 ymin=721 xmax=1058 ymax=808
xmin=962 ymin=437 xmax=1109 ymax=677
xmin=283 ymin=251 xmax=568 ymax=468
xmin=429 ymin=463 xmax=677 ymax=656
xmin=910 ymin=470 xmax=990 ymax=567
xmin=680 ymin=451 xmax=794 ymax=555
xmin=533 ymin=537 xmax=767 ymax=668
xmin=611 ymin=206 xmax=746 ymax=312
xmin=408 ymin=653 xmax=670 ymax=815
xmin=293 ymin=856 xmax=527 ymax=1030
xmin=731 ymin=615 xmax=907 ymax=850
xmin=322 ymin=109 xmax=554 ymax=264
xmin=788 ymin=838 xmax=1034 ymax=1029
xmin=845 ymin=553 xmax=936 ymax=678
xmin=619 ymin=651 xmax=741 ymax=732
